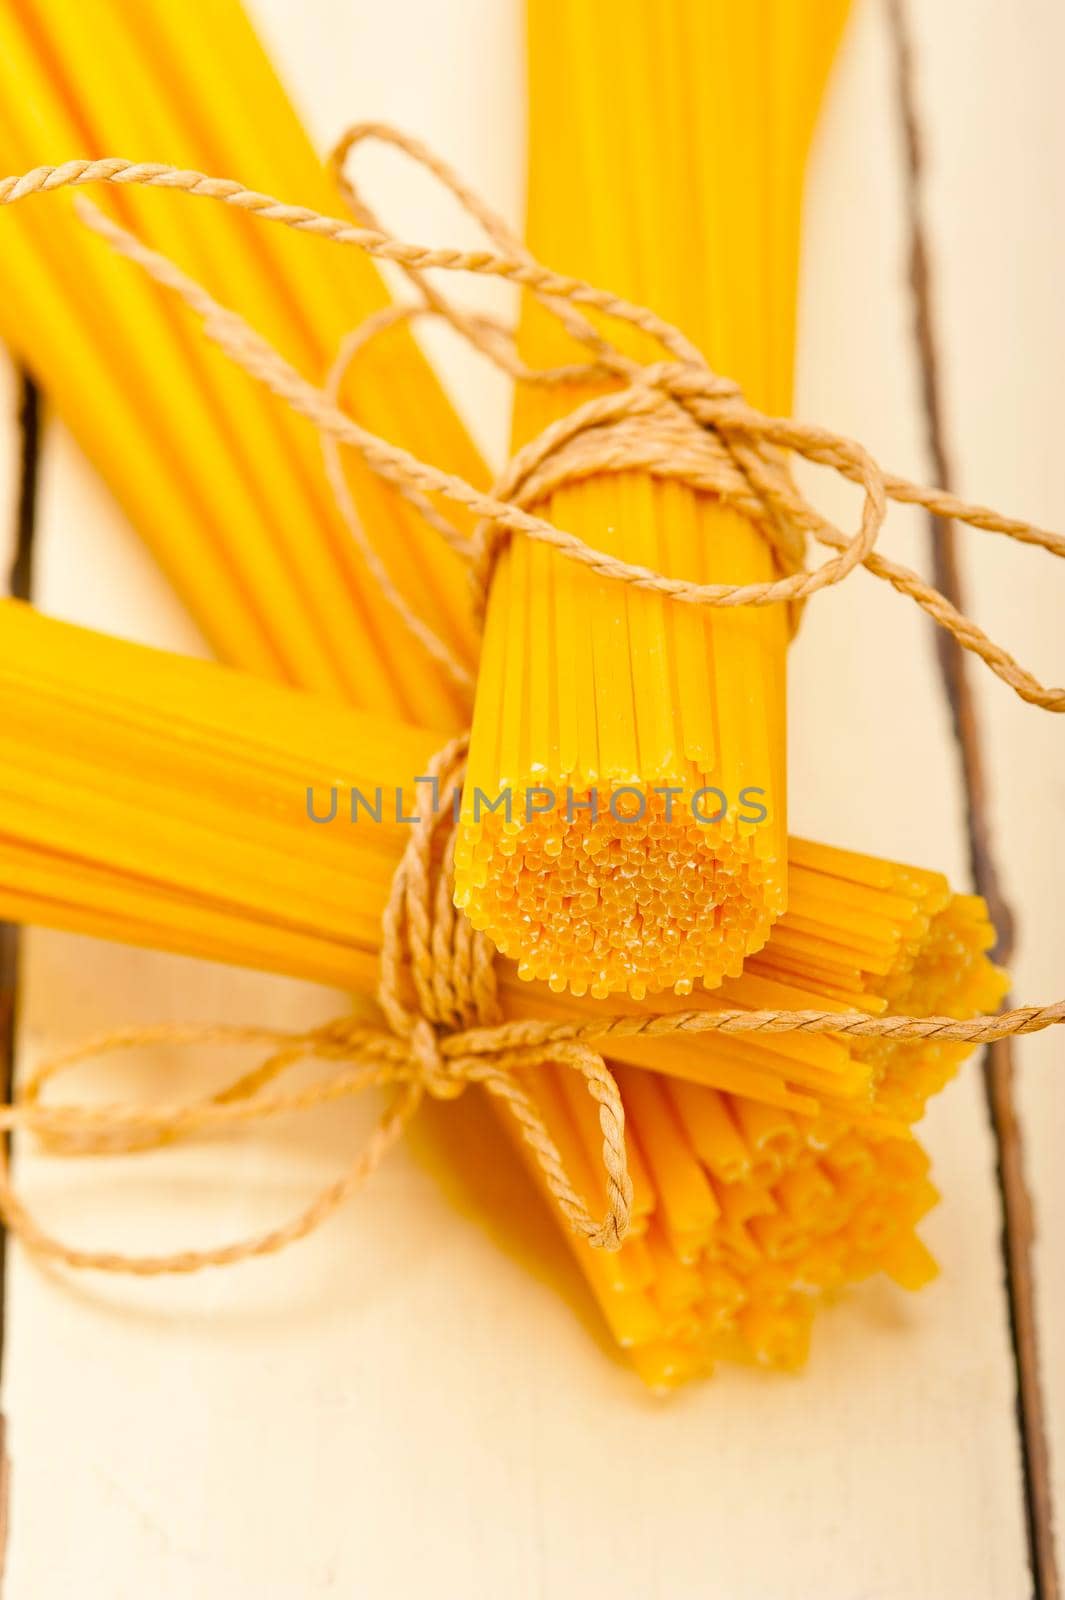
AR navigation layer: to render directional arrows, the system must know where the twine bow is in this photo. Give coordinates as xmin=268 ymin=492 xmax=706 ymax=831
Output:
xmin=0 ymin=124 xmax=1063 ymax=1276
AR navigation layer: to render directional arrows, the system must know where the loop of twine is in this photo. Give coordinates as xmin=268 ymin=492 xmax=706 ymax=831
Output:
xmin=0 ymin=124 xmax=1062 ymax=1277
xmin=0 ymin=124 xmax=1058 ymax=707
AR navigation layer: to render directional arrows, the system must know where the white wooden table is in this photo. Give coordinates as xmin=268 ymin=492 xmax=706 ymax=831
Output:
xmin=1 ymin=2 xmax=1061 ymax=1594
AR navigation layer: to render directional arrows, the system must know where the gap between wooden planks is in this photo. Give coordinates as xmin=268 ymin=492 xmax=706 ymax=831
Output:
xmin=887 ymin=0 xmax=1059 ymax=1593
xmin=0 ymin=370 xmax=40 ymax=1587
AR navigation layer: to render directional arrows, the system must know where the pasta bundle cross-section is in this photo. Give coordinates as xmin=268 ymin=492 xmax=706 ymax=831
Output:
xmin=456 ymin=0 xmax=850 ymax=999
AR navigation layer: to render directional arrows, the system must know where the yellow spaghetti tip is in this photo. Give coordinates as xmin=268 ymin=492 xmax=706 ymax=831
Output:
xmin=456 ymin=0 xmax=849 ymax=997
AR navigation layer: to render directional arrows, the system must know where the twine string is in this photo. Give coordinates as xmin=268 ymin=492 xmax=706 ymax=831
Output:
xmin=3 ymin=987 xmax=1064 ymax=1274
xmin=0 ymin=126 xmax=1062 ymax=1276
xmin=0 ymin=128 xmax=1055 ymax=703
xmin=320 ymin=303 xmax=476 ymax=694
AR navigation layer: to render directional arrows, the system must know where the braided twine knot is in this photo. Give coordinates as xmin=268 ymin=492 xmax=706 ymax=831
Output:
xmin=376 ymin=736 xmax=633 ymax=1251
xmin=0 ymin=735 xmax=633 ymax=1274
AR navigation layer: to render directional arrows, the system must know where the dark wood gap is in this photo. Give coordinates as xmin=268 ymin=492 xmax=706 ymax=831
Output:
xmin=1 ymin=370 xmax=42 ymax=1585
xmin=1 ymin=371 xmax=41 ymax=1364
xmin=8 ymin=375 xmax=39 ymax=607
xmin=885 ymin=3 xmax=1059 ymax=1595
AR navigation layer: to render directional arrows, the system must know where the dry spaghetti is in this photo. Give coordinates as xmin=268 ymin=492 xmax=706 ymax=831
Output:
xmin=0 ymin=121 xmax=1062 ymax=1383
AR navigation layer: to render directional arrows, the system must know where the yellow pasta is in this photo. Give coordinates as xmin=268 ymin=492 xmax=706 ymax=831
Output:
xmin=456 ymin=0 xmax=852 ymax=999
xmin=0 ymin=0 xmax=484 ymax=726
xmin=0 ymin=602 xmax=1005 ymax=1113
xmin=0 ymin=603 xmax=1006 ymax=1381
xmin=0 ymin=0 xmax=1007 ymax=1382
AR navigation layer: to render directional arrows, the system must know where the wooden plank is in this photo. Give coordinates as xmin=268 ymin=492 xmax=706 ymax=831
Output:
xmin=899 ymin=0 xmax=1065 ymax=1588
xmin=0 ymin=2 xmax=1037 ymax=1595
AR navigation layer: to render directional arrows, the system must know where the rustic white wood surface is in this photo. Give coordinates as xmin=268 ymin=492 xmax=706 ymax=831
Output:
xmin=1 ymin=1 xmax=1060 ymax=1595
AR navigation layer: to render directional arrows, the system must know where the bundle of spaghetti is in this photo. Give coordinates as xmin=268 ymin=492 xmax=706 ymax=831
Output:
xmin=0 ymin=604 xmax=1008 ymax=1383
xmin=0 ymin=601 xmax=1006 ymax=1112
xmin=0 ymin=0 xmax=482 ymax=725
xmin=499 ymin=1061 xmax=945 ymax=1386
xmin=456 ymin=0 xmax=852 ymax=999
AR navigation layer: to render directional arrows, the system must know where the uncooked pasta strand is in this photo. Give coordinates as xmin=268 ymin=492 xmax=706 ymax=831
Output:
xmin=0 ymin=0 xmax=485 ymax=725
xmin=457 ymin=0 xmax=849 ymax=999
xmin=0 ymin=601 xmax=1006 ymax=1125
xmin=0 ymin=600 xmax=1005 ymax=1382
